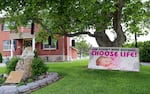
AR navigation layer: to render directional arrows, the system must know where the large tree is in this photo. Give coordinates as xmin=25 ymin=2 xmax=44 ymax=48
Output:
xmin=0 ymin=0 xmax=149 ymax=47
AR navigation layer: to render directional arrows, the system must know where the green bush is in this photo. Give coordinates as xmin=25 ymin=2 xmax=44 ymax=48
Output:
xmin=27 ymin=78 xmax=33 ymax=83
xmin=0 ymin=53 xmax=3 ymax=63
xmin=17 ymin=81 xmax=25 ymax=86
xmin=140 ymin=41 xmax=150 ymax=62
xmin=31 ymin=58 xmax=48 ymax=76
xmin=123 ymin=41 xmax=150 ymax=62
xmin=6 ymin=57 xmax=20 ymax=74
xmin=0 ymin=77 xmax=5 ymax=84
xmin=34 ymin=49 xmax=38 ymax=58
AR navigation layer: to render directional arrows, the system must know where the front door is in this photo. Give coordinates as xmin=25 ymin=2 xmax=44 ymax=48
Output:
xmin=23 ymin=39 xmax=32 ymax=48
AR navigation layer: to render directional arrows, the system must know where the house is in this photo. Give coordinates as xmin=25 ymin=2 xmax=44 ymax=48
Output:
xmin=0 ymin=21 xmax=78 ymax=62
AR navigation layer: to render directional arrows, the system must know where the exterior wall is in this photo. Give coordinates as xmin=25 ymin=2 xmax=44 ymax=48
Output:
xmin=0 ymin=23 xmax=78 ymax=62
xmin=36 ymin=36 xmax=73 ymax=62
xmin=0 ymin=24 xmax=11 ymax=56
xmin=71 ymin=47 xmax=78 ymax=60
xmin=39 ymin=55 xmax=69 ymax=62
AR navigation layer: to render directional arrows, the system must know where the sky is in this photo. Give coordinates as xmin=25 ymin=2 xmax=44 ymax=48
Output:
xmin=85 ymin=32 xmax=150 ymax=47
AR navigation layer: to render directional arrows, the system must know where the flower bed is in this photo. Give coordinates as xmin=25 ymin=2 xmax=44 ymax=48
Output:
xmin=0 ymin=73 xmax=59 ymax=94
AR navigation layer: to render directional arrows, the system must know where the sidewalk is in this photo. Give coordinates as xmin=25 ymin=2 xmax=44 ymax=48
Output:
xmin=0 ymin=63 xmax=6 ymax=67
xmin=141 ymin=62 xmax=150 ymax=66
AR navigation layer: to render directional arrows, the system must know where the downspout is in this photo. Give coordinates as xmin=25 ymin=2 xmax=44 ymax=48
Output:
xmin=69 ymin=38 xmax=72 ymax=61
xmin=10 ymin=39 xmax=14 ymax=58
xmin=32 ymin=36 xmax=35 ymax=52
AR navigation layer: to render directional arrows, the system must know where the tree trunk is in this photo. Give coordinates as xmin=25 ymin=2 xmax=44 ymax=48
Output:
xmin=94 ymin=0 xmax=126 ymax=47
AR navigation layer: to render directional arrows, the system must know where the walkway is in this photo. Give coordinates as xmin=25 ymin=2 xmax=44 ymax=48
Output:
xmin=141 ymin=62 xmax=150 ymax=66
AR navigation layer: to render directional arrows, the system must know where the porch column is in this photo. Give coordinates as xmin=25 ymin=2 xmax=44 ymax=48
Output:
xmin=10 ymin=39 xmax=14 ymax=58
xmin=32 ymin=36 xmax=35 ymax=52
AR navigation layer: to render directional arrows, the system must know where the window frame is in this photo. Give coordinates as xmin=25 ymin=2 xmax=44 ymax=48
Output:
xmin=42 ymin=39 xmax=58 ymax=50
xmin=2 ymin=22 xmax=15 ymax=31
xmin=3 ymin=40 xmax=11 ymax=51
xmin=22 ymin=21 xmax=32 ymax=28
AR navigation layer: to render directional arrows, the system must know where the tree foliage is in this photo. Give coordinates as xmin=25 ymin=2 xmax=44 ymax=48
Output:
xmin=123 ymin=41 xmax=150 ymax=62
xmin=0 ymin=0 xmax=149 ymax=47
xmin=75 ymin=38 xmax=92 ymax=58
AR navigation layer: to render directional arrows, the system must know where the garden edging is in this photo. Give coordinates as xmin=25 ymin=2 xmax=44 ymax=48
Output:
xmin=0 ymin=72 xmax=59 ymax=94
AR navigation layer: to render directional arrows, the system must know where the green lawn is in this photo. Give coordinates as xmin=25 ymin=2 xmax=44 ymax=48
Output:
xmin=32 ymin=59 xmax=150 ymax=94
xmin=0 ymin=67 xmax=6 ymax=73
xmin=0 ymin=59 xmax=150 ymax=94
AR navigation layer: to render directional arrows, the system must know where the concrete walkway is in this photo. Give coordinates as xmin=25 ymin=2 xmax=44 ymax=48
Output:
xmin=141 ymin=62 xmax=150 ymax=66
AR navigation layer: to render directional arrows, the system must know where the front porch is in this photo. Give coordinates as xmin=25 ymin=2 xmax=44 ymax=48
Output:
xmin=9 ymin=32 xmax=35 ymax=58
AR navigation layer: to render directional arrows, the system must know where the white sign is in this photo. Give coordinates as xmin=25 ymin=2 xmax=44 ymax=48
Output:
xmin=88 ymin=47 xmax=140 ymax=72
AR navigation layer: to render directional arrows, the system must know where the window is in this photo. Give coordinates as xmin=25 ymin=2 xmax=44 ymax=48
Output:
xmin=2 ymin=22 xmax=15 ymax=31
xmin=3 ymin=40 xmax=11 ymax=51
xmin=22 ymin=21 xmax=31 ymax=28
xmin=43 ymin=39 xmax=58 ymax=50
xmin=3 ymin=40 xmax=16 ymax=51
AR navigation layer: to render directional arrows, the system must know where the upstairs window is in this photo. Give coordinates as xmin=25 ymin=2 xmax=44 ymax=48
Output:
xmin=43 ymin=38 xmax=58 ymax=50
xmin=22 ymin=21 xmax=31 ymax=28
xmin=2 ymin=22 xmax=15 ymax=31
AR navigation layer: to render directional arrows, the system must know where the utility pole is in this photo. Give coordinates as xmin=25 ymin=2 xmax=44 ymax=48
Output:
xmin=135 ymin=32 xmax=138 ymax=48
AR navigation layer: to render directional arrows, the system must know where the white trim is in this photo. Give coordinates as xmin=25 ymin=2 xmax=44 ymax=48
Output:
xmin=32 ymin=36 xmax=35 ymax=51
xmin=42 ymin=48 xmax=57 ymax=50
xmin=3 ymin=40 xmax=11 ymax=51
xmin=10 ymin=39 xmax=14 ymax=58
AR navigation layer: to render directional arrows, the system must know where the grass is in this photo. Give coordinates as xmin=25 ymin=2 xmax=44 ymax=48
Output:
xmin=0 ymin=67 xmax=6 ymax=74
xmin=0 ymin=59 xmax=150 ymax=94
xmin=32 ymin=59 xmax=150 ymax=94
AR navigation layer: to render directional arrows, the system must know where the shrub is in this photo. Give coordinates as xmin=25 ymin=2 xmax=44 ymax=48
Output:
xmin=123 ymin=41 xmax=150 ymax=62
xmin=17 ymin=81 xmax=25 ymax=86
xmin=140 ymin=41 xmax=150 ymax=62
xmin=0 ymin=78 xmax=5 ymax=84
xmin=31 ymin=58 xmax=48 ymax=76
xmin=0 ymin=53 xmax=3 ymax=63
xmin=34 ymin=49 xmax=38 ymax=58
xmin=6 ymin=57 xmax=20 ymax=74
xmin=27 ymin=78 xmax=33 ymax=83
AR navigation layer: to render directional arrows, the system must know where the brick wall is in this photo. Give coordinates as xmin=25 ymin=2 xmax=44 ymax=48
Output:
xmin=0 ymin=23 xmax=78 ymax=61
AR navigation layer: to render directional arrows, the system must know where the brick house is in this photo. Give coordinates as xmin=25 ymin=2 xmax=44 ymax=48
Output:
xmin=0 ymin=22 xmax=78 ymax=62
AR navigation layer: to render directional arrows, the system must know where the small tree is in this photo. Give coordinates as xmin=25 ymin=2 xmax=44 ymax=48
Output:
xmin=75 ymin=39 xmax=92 ymax=58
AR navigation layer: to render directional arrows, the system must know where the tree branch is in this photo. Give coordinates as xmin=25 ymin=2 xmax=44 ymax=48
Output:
xmin=63 ymin=32 xmax=95 ymax=37
xmin=36 ymin=19 xmax=95 ymax=37
xmin=113 ymin=0 xmax=126 ymax=46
